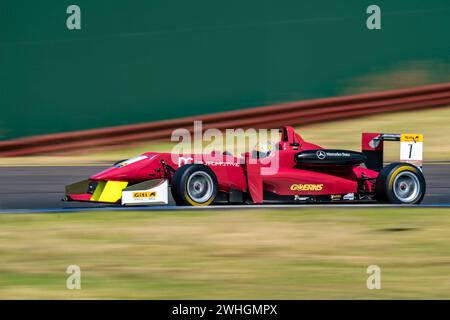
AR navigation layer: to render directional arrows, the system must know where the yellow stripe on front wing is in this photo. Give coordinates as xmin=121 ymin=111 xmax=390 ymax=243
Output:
xmin=90 ymin=181 xmax=128 ymax=203
xmin=90 ymin=181 xmax=106 ymax=201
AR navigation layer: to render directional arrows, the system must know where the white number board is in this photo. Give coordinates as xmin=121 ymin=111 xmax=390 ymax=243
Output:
xmin=400 ymin=134 xmax=423 ymax=167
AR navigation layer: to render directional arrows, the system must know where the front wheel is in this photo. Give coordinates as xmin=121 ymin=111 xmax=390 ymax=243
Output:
xmin=171 ymin=164 xmax=218 ymax=206
xmin=376 ymin=162 xmax=426 ymax=204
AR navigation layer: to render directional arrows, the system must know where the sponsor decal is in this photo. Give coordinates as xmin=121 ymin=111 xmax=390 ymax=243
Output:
xmin=133 ymin=191 xmax=156 ymax=199
xmin=316 ymin=150 xmax=326 ymax=160
xmin=400 ymin=134 xmax=423 ymax=143
xmin=316 ymin=150 xmax=352 ymax=159
xmin=290 ymin=184 xmax=324 ymax=191
xmin=369 ymin=136 xmax=381 ymax=149
xmin=178 ymin=157 xmax=194 ymax=166
xmin=326 ymin=151 xmax=351 ymax=157
xmin=294 ymin=195 xmax=310 ymax=201
xmin=178 ymin=156 xmax=239 ymax=167
xmin=331 ymin=194 xmax=342 ymax=201
xmin=343 ymin=193 xmax=355 ymax=200
xmin=204 ymin=161 xmax=240 ymax=167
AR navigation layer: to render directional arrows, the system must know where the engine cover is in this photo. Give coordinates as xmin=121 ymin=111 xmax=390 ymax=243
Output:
xmin=295 ymin=149 xmax=367 ymax=166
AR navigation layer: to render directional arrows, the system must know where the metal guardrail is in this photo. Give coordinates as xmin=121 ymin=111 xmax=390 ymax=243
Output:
xmin=1 ymin=82 xmax=450 ymax=156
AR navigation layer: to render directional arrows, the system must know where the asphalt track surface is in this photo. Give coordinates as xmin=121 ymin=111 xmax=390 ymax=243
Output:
xmin=0 ymin=163 xmax=449 ymax=213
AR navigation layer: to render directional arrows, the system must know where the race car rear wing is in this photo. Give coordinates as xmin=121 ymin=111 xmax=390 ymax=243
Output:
xmin=362 ymin=133 xmax=423 ymax=171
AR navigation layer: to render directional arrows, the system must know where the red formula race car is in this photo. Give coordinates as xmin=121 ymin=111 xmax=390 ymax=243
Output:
xmin=64 ymin=126 xmax=426 ymax=206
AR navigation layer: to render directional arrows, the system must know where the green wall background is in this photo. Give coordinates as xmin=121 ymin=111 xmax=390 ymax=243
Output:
xmin=1 ymin=0 xmax=449 ymax=139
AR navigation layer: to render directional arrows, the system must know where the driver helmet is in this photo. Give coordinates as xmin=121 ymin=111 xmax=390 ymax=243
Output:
xmin=252 ymin=141 xmax=275 ymax=159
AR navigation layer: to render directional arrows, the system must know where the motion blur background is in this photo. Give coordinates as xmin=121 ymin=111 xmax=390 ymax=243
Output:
xmin=0 ymin=1 xmax=450 ymax=300
xmin=1 ymin=0 xmax=450 ymax=140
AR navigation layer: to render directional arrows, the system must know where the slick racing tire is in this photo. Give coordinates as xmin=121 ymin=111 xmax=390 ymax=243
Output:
xmin=376 ymin=162 xmax=426 ymax=204
xmin=171 ymin=164 xmax=218 ymax=206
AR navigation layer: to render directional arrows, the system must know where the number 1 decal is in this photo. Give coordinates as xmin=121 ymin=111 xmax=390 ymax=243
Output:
xmin=400 ymin=134 xmax=423 ymax=167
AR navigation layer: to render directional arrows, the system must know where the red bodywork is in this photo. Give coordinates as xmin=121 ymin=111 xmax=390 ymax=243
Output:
xmin=66 ymin=126 xmax=380 ymax=204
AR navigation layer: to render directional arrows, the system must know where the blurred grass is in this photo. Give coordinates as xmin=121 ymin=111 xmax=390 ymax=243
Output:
xmin=0 ymin=208 xmax=450 ymax=299
xmin=0 ymin=106 xmax=449 ymax=166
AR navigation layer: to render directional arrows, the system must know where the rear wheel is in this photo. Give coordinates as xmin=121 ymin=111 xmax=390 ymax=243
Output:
xmin=376 ymin=162 xmax=426 ymax=204
xmin=171 ymin=164 xmax=218 ymax=206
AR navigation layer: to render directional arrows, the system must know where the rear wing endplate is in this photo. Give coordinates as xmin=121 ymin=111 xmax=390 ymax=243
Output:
xmin=362 ymin=133 xmax=423 ymax=171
